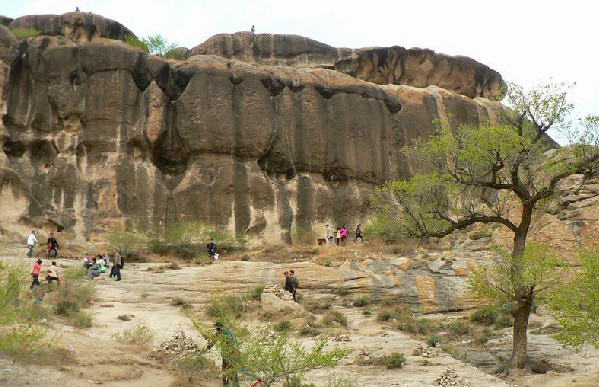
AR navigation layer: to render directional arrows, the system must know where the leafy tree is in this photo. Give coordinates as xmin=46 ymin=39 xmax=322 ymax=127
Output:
xmin=199 ymin=323 xmax=350 ymax=387
xmin=548 ymin=248 xmax=599 ymax=348
xmin=141 ymin=34 xmax=177 ymax=56
xmin=370 ymin=81 xmax=599 ymax=368
xmin=124 ymin=35 xmax=149 ymax=53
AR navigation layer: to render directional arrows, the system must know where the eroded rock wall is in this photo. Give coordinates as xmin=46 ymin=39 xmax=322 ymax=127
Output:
xmin=194 ymin=32 xmax=504 ymax=100
xmin=0 ymin=15 xmax=503 ymax=243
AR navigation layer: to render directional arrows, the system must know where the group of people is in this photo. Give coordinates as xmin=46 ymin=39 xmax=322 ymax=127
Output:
xmin=83 ymin=249 xmax=123 ymax=281
xmin=26 ymin=230 xmax=60 ymax=258
xmin=30 ymin=259 xmax=61 ymax=289
xmin=324 ymin=223 xmax=363 ymax=246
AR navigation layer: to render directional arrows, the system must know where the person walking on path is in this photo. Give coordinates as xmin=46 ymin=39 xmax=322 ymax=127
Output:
xmin=207 ymin=239 xmax=218 ymax=260
xmin=340 ymin=225 xmax=348 ymax=245
xmin=325 ymin=225 xmax=334 ymax=245
xmin=206 ymin=321 xmax=240 ymax=386
xmin=354 ymin=224 xmax=364 ymax=242
xmin=31 ymin=259 xmax=42 ymax=289
xmin=27 ymin=230 xmax=38 ymax=258
xmin=46 ymin=261 xmax=60 ymax=285
xmin=47 ymin=232 xmax=59 ymax=258
xmin=110 ymin=249 xmax=123 ymax=281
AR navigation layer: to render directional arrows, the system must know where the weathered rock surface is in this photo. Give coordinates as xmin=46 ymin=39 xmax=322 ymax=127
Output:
xmin=8 ymin=12 xmax=134 ymax=42
xmin=194 ymin=32 xmax=504 ymax=100
xmin=0 ymin=12 xmax=504 ymax=242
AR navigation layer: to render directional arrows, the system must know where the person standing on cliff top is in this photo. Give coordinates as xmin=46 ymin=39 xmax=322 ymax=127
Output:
xmin=26 ymin=230 xmax=38 ymax=258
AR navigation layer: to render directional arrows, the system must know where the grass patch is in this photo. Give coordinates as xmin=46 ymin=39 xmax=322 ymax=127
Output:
xmin=10 ymin=27 xmax=41 ymax=39
xmin=427 ymin=334 xmax=443 ymax=347
xmin=448 ymin=320 xmax=472 ymax=338
xmin=250 ymin=286 xmax=264 ymax=301
xmin=473 ymin=328 xmax=491 ymax=345
xmin=207 ymin=294 xmax=249 ymax=320
xmin=170 ymin=351 xmax=209 ymax=383
xmin=352 ymin=296 xmax=370 ymax=307
xmin=71 ymin=311 xmax=93 ymax=328
xmin=383 ymin=352 xmax=406 ymax=369
xmin=171 ymin=297 xmax=192 ymax=310
xmin=470 ymin=306 xmax=498 ymax=325
xmin=495 ymin=313 xmax=514 ymax=329
xmin=118 ymin=314 xmax=132 ymax=321
xmin=274 ymin=320 xmax=294 ymax=333
xmin=113 ymin=323 xmax=154 ymax=347
xmin=304 ymin=299 xmax=332 ymax=314
xmin=321 ymin=310 xmax=348 ymax=327
xmin=331 ymin=287 xmax=350 ymax=297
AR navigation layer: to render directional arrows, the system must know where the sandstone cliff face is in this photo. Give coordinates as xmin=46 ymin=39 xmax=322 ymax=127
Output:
xmin=0 ymin=14 xmax=502 ymax=243
xmin=194 ymin=32 xmax=504 ymax=100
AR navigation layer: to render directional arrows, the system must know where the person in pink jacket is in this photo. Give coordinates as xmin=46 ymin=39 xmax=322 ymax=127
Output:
xmin=340 ymin=225 xmax=348 ymax=245
xmin=31 ymin=259 xmax=42 ymax=289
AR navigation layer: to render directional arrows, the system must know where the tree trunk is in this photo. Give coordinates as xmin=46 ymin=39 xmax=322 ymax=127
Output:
xmin=511 ymin=299 xmax=532 ymax=368
xmin=510 ymin=203 xmax=533 ymax=369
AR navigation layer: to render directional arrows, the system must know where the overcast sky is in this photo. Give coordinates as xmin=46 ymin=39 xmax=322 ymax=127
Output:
xmin=2 ymin=0 xmax=597 ymax=143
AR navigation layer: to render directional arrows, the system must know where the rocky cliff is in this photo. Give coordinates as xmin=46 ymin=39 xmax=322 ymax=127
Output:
xmin=0 ymin=13 xmax=503 ymax=243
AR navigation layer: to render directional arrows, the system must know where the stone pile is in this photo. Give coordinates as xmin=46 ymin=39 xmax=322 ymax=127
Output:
xmin=412 ymin=343 xmax=439 ymax=358
xmin=152 ymin=331 xmax=203 ymax=361
xmin=263 ymin=284 xmax=294 ymax=301
xmin=434 ymin=368 xmax=471 ymax=386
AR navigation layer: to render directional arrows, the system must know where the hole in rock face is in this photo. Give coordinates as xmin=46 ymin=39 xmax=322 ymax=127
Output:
xmin=151 ymin=129 xmax=189 ymax=176
xmin=3 ymin=140 xmax=27 ymax=157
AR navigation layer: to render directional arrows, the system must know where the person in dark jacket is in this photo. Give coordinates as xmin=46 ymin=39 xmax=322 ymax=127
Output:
xmin=284 ymin=270 xmax=299 ymax=302
xmin=207 ymin=239 xmax=218 ymax=260
xmin=47 ymin=232 xmax=59 ymax=258
xmin=206 ymin=321 xmax=240 ymax=386
xmin=110 ymin=248 xmax=123 ymax=281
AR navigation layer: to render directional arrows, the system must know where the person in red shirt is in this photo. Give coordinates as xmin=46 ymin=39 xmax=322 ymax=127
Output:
xmin=31 ymin=259 xmax=42 ymax=289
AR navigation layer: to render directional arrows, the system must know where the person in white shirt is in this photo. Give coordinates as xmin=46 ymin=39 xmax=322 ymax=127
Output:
xmin=26 ymin=230 xmax=38 ymax=258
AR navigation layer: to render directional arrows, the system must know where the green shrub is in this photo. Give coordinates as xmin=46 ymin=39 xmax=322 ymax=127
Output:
xmin=352 ymin=296 xmax=370 ymax=307
xmin=363 ymin=214 xmax=404 ymax=243
xmin=150 ymin=220 xmax=245 ymax=259
xmin=0 ymin=324 xmax=49 ymax=356
xmin=448 ymin=320 xmax=472 ymax=337
xmin=304 ymin=299 xmax=332 ymax=313
xmin=207 ymin=294 xmax=248 ymax=320
xmin=10 ymin=27 xmax=41 ymax=39
xmin=72 ymin=311 xmax=93 ymax=328
xmin=362 ymin=310 xmax=372 ymax=316
xmin=399 ymin=318 xmax=440 ymax=335
xmin=495 ymin=313 xmax=514 ymax=329
xmin=470 ymin=306 xmax=498 ymax=326
xmin=118 ymin=314 xmax=131 ymax=321
xmin=274 ymin=320 xmax=294 ymax=332
xmin=250 ymin=286 xmax=264 ymax=301
xmin=427 ymin=335 xmax=443 ymax=347
xmin=171 ymin=297 xmax=192 ymax=310
xmin=383 ymin=352 xmax=406 ymax=369
xmin=473 ymin=328 xmax=491 ymax=345
xmin=170 ymin=351 xmax=208 ymax=382
xmin=377 ymin=310 xmax=395 ymax=322
xmin=113 ymin=323 xmax=154 ymax=346
xmin=106 ymin=227 xmax=148 ymax=255
xmin=322 ymin=310 xmax=348 ymax=327
xmin=50 ymin=266 xmax=95 ymax=323
xmin=124 ymin=35 xmax=149 ymax=52
xmin=325 ymin=374 xmax=358 ymax=387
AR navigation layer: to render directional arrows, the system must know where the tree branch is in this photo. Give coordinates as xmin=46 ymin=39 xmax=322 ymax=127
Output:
xmin=424 ymin=213 xmax=518 ymax=238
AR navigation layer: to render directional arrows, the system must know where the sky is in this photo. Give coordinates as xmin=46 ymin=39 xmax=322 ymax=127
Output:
xmin=2 ymin=0 xmax=597 ymax=143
